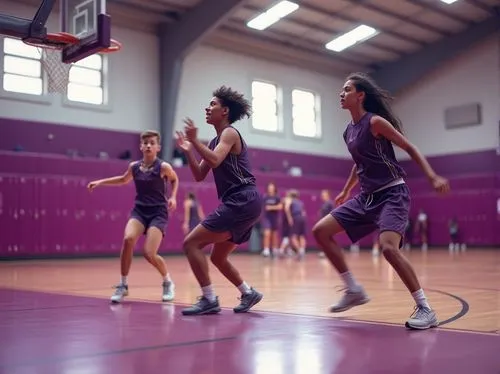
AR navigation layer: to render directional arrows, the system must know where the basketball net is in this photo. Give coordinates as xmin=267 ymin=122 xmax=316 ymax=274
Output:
xmin=23 ymin=32 xmax=122 ymax=95
xmin=38 ymin=47 xmax=71 ymax=94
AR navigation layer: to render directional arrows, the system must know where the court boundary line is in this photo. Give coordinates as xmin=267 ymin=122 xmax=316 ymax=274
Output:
xmin=1 ymin=286 xmax=493 ymax=337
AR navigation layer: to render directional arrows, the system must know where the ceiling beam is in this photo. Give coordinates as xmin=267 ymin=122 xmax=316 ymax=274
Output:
xmin=158 ymin=0 xmax=246 ymax=161
xmin=407 ymin=0 xmax=473 ymax=25
xmin=351 ymin=0 xmax=451 ymax=37
xmin=243 ymin=4 xmax=405 ymax=57
xmin=371 ymin=14 xmax=500 ymax=94
xmin=464 ymin=0 xmax=499 ymax=16
xmin=296 ymin=0 xmax=427 ymax=47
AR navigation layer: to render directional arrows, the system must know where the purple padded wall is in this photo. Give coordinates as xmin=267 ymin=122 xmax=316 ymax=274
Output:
xmin=0 ymin=118 xmax=143 ymax=160
xmin=1 ymin=153 xmax=499 ymax=260
xmin=5 ymin=116 xmax=499 ymax=177
xmin=399 ymin=149 xmax=500 ymax=177
xmin=0 ymin=117 xmax=353 ymax=177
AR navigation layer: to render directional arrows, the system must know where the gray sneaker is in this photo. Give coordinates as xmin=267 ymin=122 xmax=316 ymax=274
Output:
xmin=233 ymin=288 xmax=263 ymax=313
xmin=182 ymin=296 xmax=221 ymax=316
xmin=110 ymin=284 xmax=128 ymax=304
xmin=405 ymin=306 xmax=439 ymax=330
xmin=329 ymin=286 xmax=370 ymax=313
xmin=162 ymin=281 xmax=175 ymax=302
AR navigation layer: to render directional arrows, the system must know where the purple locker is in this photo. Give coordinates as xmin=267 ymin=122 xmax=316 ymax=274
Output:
xmin=0 ymin=176 xmax=8 ymax=255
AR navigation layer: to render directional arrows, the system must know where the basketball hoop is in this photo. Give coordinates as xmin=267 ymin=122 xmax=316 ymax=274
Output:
xmin=22 ymin=32 xmax=121 ymax=94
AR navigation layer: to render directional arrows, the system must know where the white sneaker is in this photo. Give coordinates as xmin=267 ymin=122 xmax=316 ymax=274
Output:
xmin=162 ymin=281 xmax=175 ymax=302
xmin=111 ymin=284 xmax=128 ymax=304
xmin=405 ymin=305 xmax=439 ymax=330
xmin=329 ymin=286 xmax=370 ymax=313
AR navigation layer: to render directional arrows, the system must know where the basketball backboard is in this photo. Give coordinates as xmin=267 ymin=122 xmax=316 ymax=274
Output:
xmin=61 ymin=0 xmax=111 ymax=63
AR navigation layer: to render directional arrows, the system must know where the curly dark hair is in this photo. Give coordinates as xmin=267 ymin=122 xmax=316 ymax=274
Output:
xmin=347 ymin=72 xmax=403 ymax=134
xmin=212 ymin=86 xmax=252 ymax=124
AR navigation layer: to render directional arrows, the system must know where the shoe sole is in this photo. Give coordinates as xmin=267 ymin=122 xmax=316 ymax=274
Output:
xmin=329 ymin=297 xmax=370 ymax=313
xmin=110 ymin=291 xmax=129 ymax=304
xmin=181 ymin=306 xmax=221 ymax=316
xmin=234 ymin=293 xmax=264 ymax=313
xmin=162 ymin=293 xmax=175 ymax=302
xmin=405 ymin=320 xmax=440 ymax=330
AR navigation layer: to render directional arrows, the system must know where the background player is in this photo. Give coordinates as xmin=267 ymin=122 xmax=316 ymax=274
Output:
xmin=261 ymin=182 xmax=282 ymax=257
xmin=183 ymin=192 xmax=205 ymax=234
xmin=87 ymin=130 xmax=178 ymax=303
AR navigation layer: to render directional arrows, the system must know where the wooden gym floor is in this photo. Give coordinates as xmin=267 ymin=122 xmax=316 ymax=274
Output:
xmin=0 ymin=249 xmax=499 ymax=373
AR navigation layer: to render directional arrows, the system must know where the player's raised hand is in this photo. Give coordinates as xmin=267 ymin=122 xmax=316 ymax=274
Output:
xmin=183 ymin=118 xmax=198 ymax=142
xmin=175 ymin=131 xmax=192 ymax=152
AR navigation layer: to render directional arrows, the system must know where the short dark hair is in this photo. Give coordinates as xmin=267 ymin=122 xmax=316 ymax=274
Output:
xmin=140 ymin=130 xmax=161 ymax=143
xmin=213 ymin=86 xmax=252 ymax=124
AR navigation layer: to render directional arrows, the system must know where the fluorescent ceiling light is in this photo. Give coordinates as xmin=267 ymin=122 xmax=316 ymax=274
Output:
xmin=440 ymin=0 xmax=459 ymax=4
xmin=247 ymin=1 xmax=299 ymax=31
xmin=325 ymin=25 xmax=378 ymax=52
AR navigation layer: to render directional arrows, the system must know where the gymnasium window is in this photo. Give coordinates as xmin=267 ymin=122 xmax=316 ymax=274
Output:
xmin=292 ymin=88 xmax=321 ymax=138
xmin=251 ymin=80 xmax=280 ymax=132
xmin=66 ymin=54 xmax=105 ymax=105
xmin=2 ymin=37 xmax=43 ymax=95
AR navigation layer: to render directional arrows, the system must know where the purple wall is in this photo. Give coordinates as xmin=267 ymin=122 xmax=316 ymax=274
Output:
xmin=1 ymin=118 xmax=499 ymax=259
xmin=400 ymin=149 xmax=500 ymax=177
xmin=0 ymin=117 xmax=353 ymax=177
xmin=3 ymin=116 xmax=498 ymax=177
xmin=2 ymin=116 xmax=498 ymax=177
xmin=0 ymin=152 xmax=499 ymax=260
xmin=0 ymin=117 xmax=143 ymax=160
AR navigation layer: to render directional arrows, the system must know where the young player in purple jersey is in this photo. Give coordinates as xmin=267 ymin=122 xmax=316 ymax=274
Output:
xmin=176 ymin=86 xmax=263 ymax=316
xmin=312 ymin=73 xmax=450 ymax=330
xmin=87 ymin=130 xmax=179 ymax=303
xmin=261 ymin=182 xmax=282 ymax=257
xmin=182 ymin=192 xmax=205 ymax=235
xmin=284 ymin=189 xmax=307 ymax=260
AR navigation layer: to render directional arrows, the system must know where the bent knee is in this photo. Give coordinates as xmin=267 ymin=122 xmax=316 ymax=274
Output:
xmin=143 ymin=250 xmax=155 ymax=262
xmin=183 ymin=236 xmax=203 ymax=253
xmin=312 ymin=222 xmax=330 ymax=240
xmin=380 ymin=240 xmax=400 ymax=256
xmin=123 ymin=235 xmax=137 ymax=248
xmin=210 ymin=252 xmax=224 ymax=267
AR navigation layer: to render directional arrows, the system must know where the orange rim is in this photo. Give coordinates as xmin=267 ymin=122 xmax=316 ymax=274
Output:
xmin=45 ymin=32 xmax=80 ymax=45
xmin=100 ymin=39 xmax=122 ymax=53
xmin=23 ymin=32 xmax=80 ymax=49
xmin=23 ymin=33 xmax=121 ymax=53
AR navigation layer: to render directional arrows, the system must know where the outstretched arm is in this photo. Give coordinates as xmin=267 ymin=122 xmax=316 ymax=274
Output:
xmin=162 ymin=162 xmax=178 ymax=210
xmin=87 ymin=162 xmax=134 ymax=190
xmin=370 ymin=115 xmax=449 ymax=193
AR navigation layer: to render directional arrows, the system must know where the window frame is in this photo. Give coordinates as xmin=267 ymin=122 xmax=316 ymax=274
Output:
xmin=291 ymin=87 xmax=322 ymax=140
xmin=62 ymin=52 xmax=111 ymax=112
xmin=250 ymin=79 xmax=283 ymax=135
xmin=0 ymin=36 xmax=51 ymax=105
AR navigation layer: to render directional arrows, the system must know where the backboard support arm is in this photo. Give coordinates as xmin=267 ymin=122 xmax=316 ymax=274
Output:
xmin=0 ymin=0 xmax=56 ymax=39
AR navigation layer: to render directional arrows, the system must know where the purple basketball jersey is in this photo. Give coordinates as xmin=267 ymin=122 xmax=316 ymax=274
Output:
xmin=320 ymin=200 xmax=334 ymax=218
xmin=343 ymin=112 xmax=406 ymax=193
xmin=132 ymin=158 xmax=167 ymax=207
xmin=263 ymin=194 xmax=280 ymax=215
xmin=189 ymin=200 xmax=200 ymax=229
xmin=208 ymin=127 xmax=256 ymax=200
xmin=290 ymin=199 xmax=304 ymax=217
